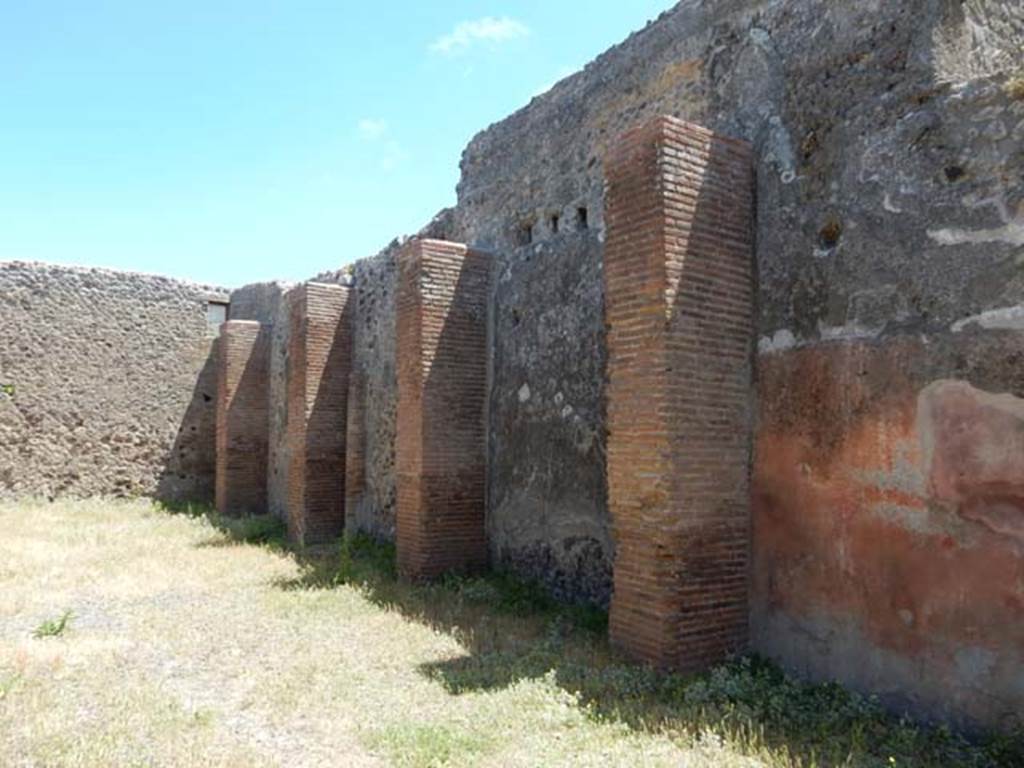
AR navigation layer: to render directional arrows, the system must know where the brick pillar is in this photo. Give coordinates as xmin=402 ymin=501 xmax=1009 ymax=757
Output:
xmin=395 ymin=239 xmax=490 ymax=580
xmin=604 ymin=116 xmax=755 ymax=670
xmin=285 ymin=283 xmax=353 ymax=546
xmin=216 ymin=320 xmax=271 ymax=517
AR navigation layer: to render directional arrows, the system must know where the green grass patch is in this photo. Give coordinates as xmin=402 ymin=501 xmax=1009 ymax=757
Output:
xmin=338 ymin=532 xmax=397 ymax=583
xmin=366 ymin=722 xmax=493 ymax=768
xmin=156 ymin=499 xmax=287 ymax=549
xmin=281 ymin=531 xmax=1024 ymax=768
xmin=33 ymin=609 xmax=73 ymax=639
xmin=212 ymin=514 xmax=286 ymax=546
xmin=154 ymin=499 xmax=213 ymax=519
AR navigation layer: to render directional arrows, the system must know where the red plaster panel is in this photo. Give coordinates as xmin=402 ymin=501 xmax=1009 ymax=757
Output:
xmin=753 ymin=333 xmax=1024 ymax=728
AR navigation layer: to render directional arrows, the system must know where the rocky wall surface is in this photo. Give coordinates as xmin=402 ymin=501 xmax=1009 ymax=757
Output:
xmin=0 ymin=261 xmax=225 ymax=502
xmin=344 ymin=248 xmax=399 ymax=541
xmin=455 ymin=0 xmax=1024 ymax=345
xmin=487 ymin=232 xmax=611 ymax=605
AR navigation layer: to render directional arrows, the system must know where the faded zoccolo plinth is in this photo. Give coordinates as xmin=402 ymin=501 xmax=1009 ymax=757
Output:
xmin=604 ymin=116 xmax=755 ymax=670
xmin=395 ymin=239 xmax=490 ymax=581
xmin=216 ymin=320 xmax=271 ymax=518
xmin=285 ymin=283 xmax=353 ymax=546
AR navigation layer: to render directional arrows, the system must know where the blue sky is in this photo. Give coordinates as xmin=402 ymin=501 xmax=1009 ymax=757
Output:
xmin=0 ymin=1 xmax=675 ymax=287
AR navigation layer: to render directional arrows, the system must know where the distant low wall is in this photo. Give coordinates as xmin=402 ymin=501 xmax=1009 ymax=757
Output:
xmin=0 ymin=261 xmax=226 ymax=502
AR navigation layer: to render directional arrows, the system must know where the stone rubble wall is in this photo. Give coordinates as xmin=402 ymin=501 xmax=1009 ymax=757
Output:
xmin=0 ymin=261 xmax=224 ymax=502
xmin=456 ymin=0 xmax=1024 ymax=345
xmin=487 ymin=232 xmax=610 ymax=606
xmin=344 ymin=248 xmax=399 ymax=541
xmin=437 ymin=0 xmax=1023 ymax=729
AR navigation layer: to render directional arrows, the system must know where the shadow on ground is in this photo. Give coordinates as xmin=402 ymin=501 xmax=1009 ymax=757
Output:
xmin=162 ymin=502 xmax=1023 ymax=768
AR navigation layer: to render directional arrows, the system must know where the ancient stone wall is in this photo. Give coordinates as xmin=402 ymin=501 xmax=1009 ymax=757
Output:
xmin=344 ymin=249 xmax=399 ymax=541
xmin=487 ymin=232 xmax=610 ymax=605
xmin=455 ymin=0 xmax=1023 ymax=345
xmin=0 ymin=261 xmax=224 ymax=502
xmin=2 ymin=0 xmax=1022 ymax=731
xmin=441 ymin=0 xmax=1023 ymax=728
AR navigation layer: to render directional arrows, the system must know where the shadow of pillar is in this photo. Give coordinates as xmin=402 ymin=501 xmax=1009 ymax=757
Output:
xmin=157 ymin=338 xmax=218 ymax=505
xmin=603 ymin=116 xmax=756 ymax=671
xmin=395 ymin=239 xmax=491 ymax=581
xmin=216 ymin=320 xmax=271 ymax=518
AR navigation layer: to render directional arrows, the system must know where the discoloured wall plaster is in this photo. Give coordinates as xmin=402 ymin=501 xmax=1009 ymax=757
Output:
xmin=753 ymin=330 xmax=1024 ymax=728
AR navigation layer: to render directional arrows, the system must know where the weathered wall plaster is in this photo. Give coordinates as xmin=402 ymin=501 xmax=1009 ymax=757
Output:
xmin=753 ymin=330 xmax=1024 ymax=729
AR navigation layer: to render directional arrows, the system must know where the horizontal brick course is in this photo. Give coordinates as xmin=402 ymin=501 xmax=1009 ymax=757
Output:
xmin=216 ymin=320 xmax=271 ymax=517
xmin=395 ymin=239 xmax=490 ymax=581
xmin=604 ymin=116 xmax=755 ymax=671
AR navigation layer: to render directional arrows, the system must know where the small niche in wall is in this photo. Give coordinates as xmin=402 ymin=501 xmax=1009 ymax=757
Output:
xmin=206 ymin=300 xmax=229 ymax=335
xmin=550 ymin=213 xmax=561 ymax=234
xmin=517 ymin=221 xmax=534 ymax=246
xmin=576 ymin=207 xmax=589 ymax=230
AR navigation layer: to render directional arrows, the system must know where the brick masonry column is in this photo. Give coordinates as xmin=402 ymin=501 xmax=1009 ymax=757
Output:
xmin=216 ymin=320 xmax=271 ymax=517
xmin=395 ymin=239 xmax=490 ymax=581
xmin=604 ymin=116 xmax=755 ymax=670
xmin=285 ymin=283 xmax=353 ymax=546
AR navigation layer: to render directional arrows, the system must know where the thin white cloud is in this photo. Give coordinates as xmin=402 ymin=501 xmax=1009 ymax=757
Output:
xmin=355 ymin=119 xmax=407 ymax=172
xmin=430 ymin=16 xmax=530 ymax=56
xmin=380 ymin=141 xmax=408 ymax=172
xmin=357 ymin=118 xmax=389 ymax=141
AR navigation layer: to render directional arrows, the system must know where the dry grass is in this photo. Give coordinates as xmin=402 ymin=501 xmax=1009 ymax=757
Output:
xmin=0 ymin=499 xmax=1018 ymax=768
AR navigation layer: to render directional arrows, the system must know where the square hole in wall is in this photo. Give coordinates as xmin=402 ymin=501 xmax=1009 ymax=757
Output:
xmin=576 ymin=207 xmax=588 ymax=230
